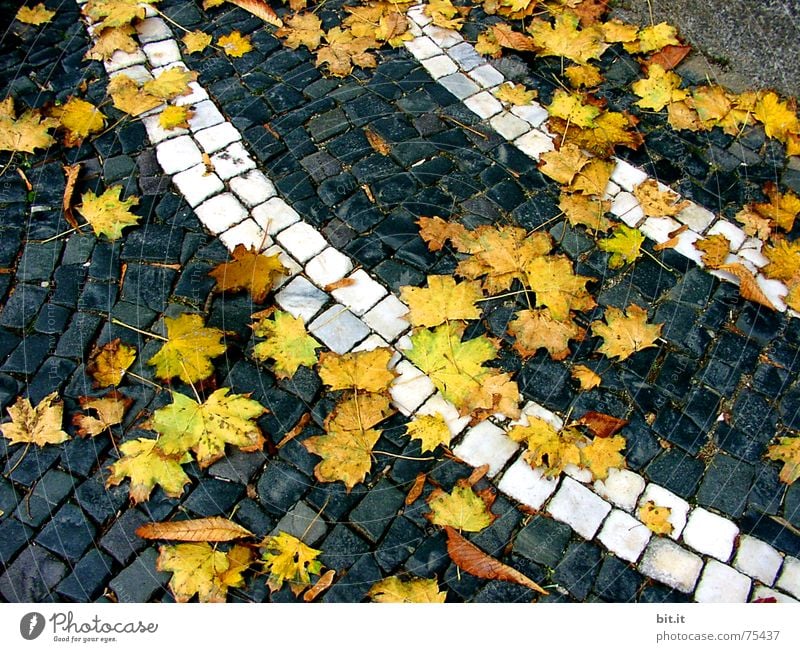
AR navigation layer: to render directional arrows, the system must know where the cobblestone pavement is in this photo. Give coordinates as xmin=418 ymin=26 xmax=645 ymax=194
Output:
xmin=1 ymin=0 xmax=800 ymax=604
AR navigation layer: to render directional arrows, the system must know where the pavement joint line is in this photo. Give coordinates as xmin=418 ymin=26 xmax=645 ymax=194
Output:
xmin=401 ymin=6 xmax=797 ymax=317
xmin=73 ymin=2 xmax=800 ymax=602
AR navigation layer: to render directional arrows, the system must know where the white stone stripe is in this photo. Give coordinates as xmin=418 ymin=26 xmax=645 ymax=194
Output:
xmin=78 ymin=10 xmax=800 ymax=602
xmin=402 ymin=6 xmax=795 ymax=316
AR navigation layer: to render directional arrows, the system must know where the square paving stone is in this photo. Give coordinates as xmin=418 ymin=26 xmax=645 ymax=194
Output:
xmin=553 ymin=540 xmax=602 ymax=601
xmin=75 ymin=474 xmax=128 ymax=524
xmin=2 ymin=333 xmax=51 ymax=375
xmin=348 ymin=478 xmax=405 ymax=543
xmin=109 ymin=547 xmax=169 ymax=603
xmin=696 ymin=453 xmax=753 ymax=518
xmin=470 ymin=494 xmax=522 ymax=554
xmin=256 ymin=460 xmax=311 ymax=516
xmin=0 ymin=518 xmax=33 ymax=566
xmin=232 ymin=499 xmax=274 ymax=538
xmin=652 ymin=407 xmax=706 ymax=455
xmin=645 ymin=449 xmax=704 ymax=499
xmin=322 ymin=554 xmax=383 ymax=603
xmin=100 ymin=509 xmax=150 ymax=565
xmin=56 ymin=549 xmax=113 ymax=601
xmin=306 ymin=482 xmax=366 ymax=521
xmin=0 ymin=545 xmax=67 ymax=602
xmin=403 ymin=530 xmax=449 ymax=578
xmin=185 ymin=478 xmax=244 ymax=516
xmin=36 ymin=503 xmax=95 ymax=562
xmin=638 ymin=584 xmax=691 ymax=603
xmin=320 ymin=524 xmax=371 ymax=571
xmin=5 ymin=445 xmax=61 ymax=488
xmin=593 ymin=555 xmax=643 ymax=602
xmin=270 ymin=501 xmax=327 ymax=545
xmin=373 ymin=516 xmax=425 ymax=573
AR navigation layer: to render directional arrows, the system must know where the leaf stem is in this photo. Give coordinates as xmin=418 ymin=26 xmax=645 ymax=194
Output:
xmin=33 ymin=224 xmax=87 ymax=244
xmin=126 ymin=371 xmax=163 ymax=390
xmin=373 ymin=450 xmax=435 ymax=461
xmin=110 ymin=318 xmax=169 ymax=342
xmin=150 ymin=5 xmax=191 ymax=33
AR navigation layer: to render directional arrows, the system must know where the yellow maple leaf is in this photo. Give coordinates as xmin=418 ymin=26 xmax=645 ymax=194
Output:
xmin=626 ymin=22 xmax=680 ymax=54
xmin=767 ymin=436 xmax=800 ymax=484
xmin=667 ymin=100 xmax=702 ymax=132
xmin=493 ymin=0 xmax=538 ymax=20
xmin=316 ymin=27 xmax=378 ymax=77
xmin=475 ymin=30 xmax=502 ymax=58
xmin=601 ymin=19 xmax=639 ymax=44
xmin=484 ymin=23 xmax=538 ymax=53
xmin=424 ymin=0 xmax=467 ymax=30
xmin=735 ymin=206 xmax=773 ymax=241
xmin=400 ymin=275 xmax=482 ymax=327
xmin=158 ymin=105 xmax=192 ymax=130
xmin=107 ymin=74 xmax=163 ymax=116
xmin=592 ymin=304 xmax=662 ymax=361
xmin=208 ymin=245 xmax=286 ymax=303
xmin=754 ymin=183 xmax=800 ymax=232
xmin=15 ymin=3 xmax=55 ymax=24
xmin=416 ymin=215 xmax=471 ymax=252
xmin=0 ymin=97 xmax=57 ymax=153
xmin=528 ymin=12 xmax=607 ymax=63
xmin=276 ymin=12 xmax=324 ymax=50
xmin=375 ymin=12 xmax=412 ymax=46
xmin=50 ymin=97 xmax=106 ymax=147
xmin=691 ymin=85 xmax=732 ymax=127
xmin=632 ymin=64 xmax=688 ymax=111
xmin=87 ymin=338 xmax=136 ymax=387
xmin=183 ymin=30 xmax=213 ymax=54
xmin=539 ymin=143 xmax=591 ymax=185
xmin=218 ymin=30 xmax=253 ymax=57
xmin=151 ymin=389 xmax=267 ymax=469
xmin=426 ymin=484 xmax=495 ymax=532
xmin=571 ymin=364 xmax=601 ymax=390
xmin=0 ymin=392 xmax=69 ymax=447
xmin=547 ymin=89 xmax=600 ymax=128
xmin=143 ymin=67 xmax=199 ymax=100
xmin=468 ymin=371 xmax=520 ymax=422
xmin=106 ymin=437 xmax=192 ymax=504
xmin=147 ymin=313 xmax=227 ymax=384
xmin=754 ymin=91 xmax=800 ymax=142
xmin=494 ymin=82 xmax=538 ymax=106
xmin=343 ymin=4 xmax=384 ymax=38
xmin=554 ymin=110 xmax=644 ymax=157
xmin=633 ymin=179 xmax=690 ymax=217
xmin=639 ymin=500 xmax=673 ymax=535
xmin=695 ymin=234 xmax=731 ymax=269
xmin=318 ymin=348 xmax=396 ymax=392
xmin=261 ymin=531 xmax=323 ymax=595
xmin=158 ymin=543 xmax=252 ymax=603
xmin=763 ymin=237 xmax=800 ymax=282
xmin=84 ymin=0 xmax=156 ymax=28
xmin=508 ymin=417 xmax=582 ymax=476
xmin=72 ymin=395 xmax=130 ymax=437
xmin=85 ymin=25 xmax=138 ymax=60
xmin=580 ymin=435 xmax=626 ymax=481
xmin=560 ymin=193 xmax=613 ymax=233
xmin=368 ymin=576 xmax=446 ymax=603
xmin=509 ymin=308 xmax=585 ymax=360
xmin=524 ymin=255 xmax=596 ymax=321
xmin=77 ymin=186 xmax=140 ymax=240
xmin=569 ymin=158 xmax=615 ymax=197
xmin=405 ymin=413 xmax=451 ymax=452
xmin=599 ymin=224 xmax=646 ymax=268
xmin=565 ymin=63 xmax=603 ymax=89
xmin=252 ymin=310 xmax=321 ymax=378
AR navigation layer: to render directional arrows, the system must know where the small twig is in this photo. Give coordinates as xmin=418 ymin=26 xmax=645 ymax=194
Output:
xmin=150 ymin=5 xmax=191 ymax=33
xmin=441 ymin=114 xmax=488 ymax=140
xmin=4 ymin=443 xmax=31 ymax=477
xmin=373 ymin=450 xmax=435 ymax=461
xmin=111 ymin=318 xmax=169 ymax=342
xmin=126 ymin=371 xmax=163 ymax=390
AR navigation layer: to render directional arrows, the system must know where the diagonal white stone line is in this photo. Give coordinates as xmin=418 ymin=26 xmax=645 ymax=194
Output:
xmin=77 ymin=3 xmax=800 ymax=602
xmin=402 ymin=5 xmax=795 ymax=317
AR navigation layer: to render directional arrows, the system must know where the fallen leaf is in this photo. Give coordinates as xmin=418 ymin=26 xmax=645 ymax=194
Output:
xmin=277 ymin=12 xmax=324 ymax=50
xmin=633 ymin=179 xmax=690 ymax=217
xmin=0 ymin=97 xmax=57 ymax=153
xmin=147 ymin=313 xmax=227 ymax=384
xmin=84 ymin=0 xmax=156 ymax=27
xmin=405 ymin=413 xmax=451 ymax=452
xmin=580 ymin=435 xmax=626 ymax=480
xmin=571 ymin=365 xmax=601 ymax=390
xmin=137 ymin=517 xmax=254 ymax=541
xmin=601 ymin=18 xmax=639 ymax=44
xmin=509 ymin=308 xmax=585 ymax=361
xmin=368 ymin=576 xmax=447 ymax=603
xmin=15 ymin=3 xmax=55 ymax=24
xmin=569 ymin=158 xmax=614 ymax=197
xmin=691 ymin=85 xmax=732 ymax=128
xmin=106 ymin=437 xmax=192 ymax=504
xmin=316 ymin=27 xmax=377 ymax=77
xmin=77 ymin=186 xmax=140 ymax=240
xmin=644 ymin=44 xmax=691 ymax=72
xmin=416 ymin=215 xmax=471 ymax=252
xmin=718 ymin=263 xmax=776 ymax=310
xmin=696 ymin=234 xmax=731 ymax=269
xmin=218 ymin=30 xmax=253 ymax=57
xmin=364 ymin=126 xmax=391 ymax=155
xmin=252 ymin=310 xmax=321 ymax=378
xmin=152 ymin=389 xmax=267 ymax=469
xmin=632 ymin=64 xmax=688 ymax=111
xmin=524 ymin=255 xmax=596 ymax=321
xmin=427 ymin=483 xmax=495 ymax=532
xmin=494 ymin=82 xmax=537 ymax=105
xmin=62 ymin=163 xmax=81 ymax=230
xmin=303 ymin=569 xmax=335 ymax=602
xmin=375 ymin=12 xmax=412 ymax=47
xmin=158 ymin=543 xmax=252 ymax=602
xmin=559 ymin=193 xmax=613 ymax=232
xmin=209 ymin=244 xmax=287 ymax=303
xmin=576 ymin=411 xmax=628 ymax=439
xmin=87 ymin=338 xmax=136 ymax=387
xmin=158 ymin=105 xmax=192 ymax=130
xmin=539 ymin=143 xmax=591 ymax=185
xmin=564 ymin=63 xmax=603 ymax=88
xmin=182 ymin=29 xmax=213 ymax=54
xmin=627 ymin=22 xmax=680 ymax=54
xmin=547 ymin=89 xmax=600 ymax=128
xmin=528 ymin=12 xmax=607 ymax=63
xmin=753 ymin=183 xmax=800 ymax=232
xmin=260 ymin=531 xmax=323 ymax=595
xmin=445 ymin=526 xmax=547 ymax=594
xmin=73 ymin=395 xmax=130 ymax=437
xmin=763 ymin=237 xmax=800 ymax=281
xmin=754 ymin=91 xmax=800 ymax=142
xmin=85 ymin=25 xmax=138 ymax=60
xmin=229 ymin=0 xmax=283 ymax=26
xmin=318 ymin=348 xmax=396 ymax=392
xmin=424 ymin=0 xmax=467 ymax=30
xmin=509 ymin=417 xmax=582 ymax=476
xmin=401 ymin=275 xmax=482 ymax=327
xmin=143 ymin=67 xmax=199 ymax=100
xmin=0 ymin=392 xmax=69 ymax=447
xmin=405 ymin=472 xmax=427 ymax=506
xmin=599 ymin=224 xmax=645 ymax=268
xmin=107 ymin=74 xmax=163 ymax=116
xmin=552 ymin=110 xmax=644 ymax=157
xmin=591 ymin=304 xmax=662 ymax=361
xmin=639 ymin=500 xmax=673 ymax=535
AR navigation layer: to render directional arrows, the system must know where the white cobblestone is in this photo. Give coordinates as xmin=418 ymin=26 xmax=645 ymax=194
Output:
xmin=489 ymin=112 xmax=530 ymax=140
xmin=156 ymin=135 xmax=203 ymax=174
xmin=638 ymin=537 xmax=704 ymax=593
xmin=416 ymin=394 xmax=471 ymax=437
xmin=546 ymin=476 xmax=612 ymax=539
xmin=447 ymin=42 xmax=484 ymax=70
xmin=210 ymin=142 xmax=255 ymax=179
xmin=276 ymin=222 xmax=328 ymax=263
xmin=275 ymin=277 xmax=329 ymax=322
xmin=171 ymin=163 xmax=224 ymax=207
xmin=229 ymin=170 xmax=276 ymax=207
xmin=511 ymin=401 xmax=564 ymax=430
xmin=330 ymin=269 xmax=387 ymax=316
xmin=390 ymin=361 xmax=436 ymax=415
xmin=252 ymin=196 xmax=302 ymax=235
xmin=363 ymin=295 xmax=410 ymax=341
xmin=682 ymin=507 xmax=739 ymax=562
xmin=738 ymin=239 xmax=770 ymax=268
xmin=733 ymin=535 xmax=783 ymax=586
xmin=142 ymin=112 xmax=188 ymax=144
xmin=593 ymin=468 xmax=645 ymax=512
xmin=407 ymin=5 xmax=431 ymax=26
xmin=469 ymin=64 xmax=504 ymax=89
xmin=405 ymin=36 xmax=441 ymax=60
xmin=108 ymin=64 xmax=152 ymax=84
xmin=307 ymin=305 xmax=370 ymax=354
xmin=143 ymin=39 xmax=181 ymax=67
xmin=694 ymin=560 xmax=751 ymax=603
xmin=638 ymin=484 xmax=690 ymax=540
xmin=610 ymin=192 xmax=644 ymax=227
xmin=422 ymin=24 xmax=463 ymax=48
xmin=776 ymin=557 xmax=800 ymax=599
xmin=452 ymin=421 xmax=519 ymax=478
xmin=671 ymin=228 xmax=705 ymax=266
xmin=305 ymin=247 xmax=353 ymax=288
xmin=187 ymin=100 xmax=227 ymax=131
xmin=265 ymin=248 xmax=302 ymax=289
xmin=194 ymin=193 xmax=248 ymax=234
xmin=756 ymin=274 xmax=788 ymax=312
xmin=497 ymin=458 xmax=559 ymax=511
xmin=464 ymin=91 xmax=503 ymax=119
xmin=220 ymin=219 xmax=269 ymax=251
xmin=104 ymin=49 xmax=147 ymax=73
xmin=510 ymin=103 xmax=549 ymax=128
xmin=611 ymin=158 xmax=649 ymax=191
xmin=751 ymin=586 xmax=799 ymax=603
xmin=603 ymin=180 xmax=621 ymax=198
xmin=136 ymin=17 xmax=171 ymax=43
xmin=676 ymin=203 xmax=716 ymax=233
xmin=174 ymin=81 xmax=209 ymax=106
xmin=707 ymin=220 xmax=748 ymax=251
xmin=597 ymin=509 xmax=651 ymax=563
xmin=421 ymin=55 xmax=458 ymax=79
xmin=439 ymin=72 xmax=481 ymax=99
xmin=639 ymin=216 xmax=682 ymax=245
xmin=514 ymin=130 xmax=554 ymax=159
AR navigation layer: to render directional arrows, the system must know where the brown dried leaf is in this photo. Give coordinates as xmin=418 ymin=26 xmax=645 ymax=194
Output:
xmin=62 ymin=163 xmax=81 ymax=230
xmin=575 ymin=411 xmax=628 ymax=439
xmin=136 ymin=517 xmax=254 ymax=541
xmin=303 ymin=569 xmax=335 ymax=602
xmin=364 ymin=126 xmax=391 ymax=155
xmin=405 ymin=473 xmax=426 ymax=506
xmin=718 ymin=263 xmax=776 ymax=310
xmin=229 ymin=0 xmax=283 ymax=26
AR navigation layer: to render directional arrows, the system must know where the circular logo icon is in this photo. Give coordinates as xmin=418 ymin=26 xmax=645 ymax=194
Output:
xmin=20 ymin=612 xmax=45 ymax=641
